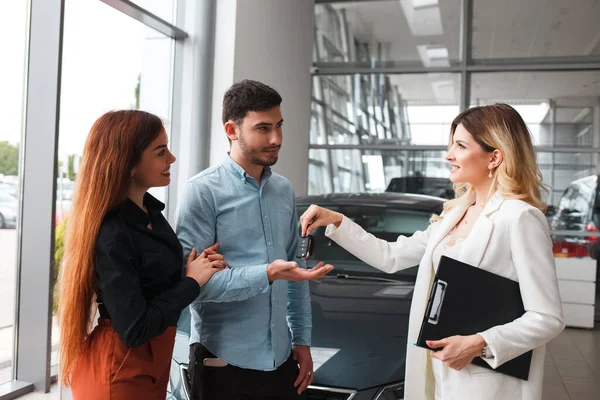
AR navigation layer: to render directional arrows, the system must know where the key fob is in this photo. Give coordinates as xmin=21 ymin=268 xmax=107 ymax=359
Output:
xmin=296 ymin=235 xmax=314 ymax=259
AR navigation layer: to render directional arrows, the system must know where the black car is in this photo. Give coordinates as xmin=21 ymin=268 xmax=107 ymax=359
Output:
xmin=167 ymin=192 xmax=445 ymax=400
xmin=385 ymin=176 xmax=454 ymax=200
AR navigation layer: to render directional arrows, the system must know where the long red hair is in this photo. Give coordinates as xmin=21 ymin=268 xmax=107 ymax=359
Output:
xmin=58 ymin=110 xmax=164 ymax=385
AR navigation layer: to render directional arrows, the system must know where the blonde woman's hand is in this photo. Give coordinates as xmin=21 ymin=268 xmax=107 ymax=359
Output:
xmin=185 ymin=245 xmax=227 ymax=287
xmin=427 ymin=334 xmax=486 ymax=371
xmin=300 ymin=204 xmax=343 ymax=236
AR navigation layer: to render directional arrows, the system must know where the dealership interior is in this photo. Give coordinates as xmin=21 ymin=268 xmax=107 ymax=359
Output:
xmin=1 ymin=0 xmax=600 ymax=399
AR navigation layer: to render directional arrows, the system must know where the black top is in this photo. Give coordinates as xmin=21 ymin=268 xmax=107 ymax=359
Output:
xmin=95 ymin=193 xmax=199 ymax=348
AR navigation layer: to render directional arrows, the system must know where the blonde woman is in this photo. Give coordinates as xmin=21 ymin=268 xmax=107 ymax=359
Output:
xmin=300 ymin=103 xmax=564 ymax=400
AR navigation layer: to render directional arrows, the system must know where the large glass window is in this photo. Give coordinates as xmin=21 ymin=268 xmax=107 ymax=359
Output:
xmin=309 ymin=73 xmax=459 ymax=194
xmin=131 ymin=0 xmax=177 ymax=24
xmin=392 ymin=73 xmax=460 ymax=145
xmin=471 ymin=71 xmax=600 ymax=205
xmin=0 ymin=0 xmax=28 ymax=385
xmin=311 ymin=0 xmax=600 ymax=211
xmin=51 ymin=0 xmax=175 ymax=368
xmin=309 ymin=148 xmax=452 ymax=196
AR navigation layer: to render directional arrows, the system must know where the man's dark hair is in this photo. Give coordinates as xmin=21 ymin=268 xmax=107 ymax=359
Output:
xmin=222 ymin=79 xmax=282 ymax=125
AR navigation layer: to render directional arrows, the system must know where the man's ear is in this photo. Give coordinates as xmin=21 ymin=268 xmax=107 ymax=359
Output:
xmin=224 ymin=120 xmax=239 ymax=142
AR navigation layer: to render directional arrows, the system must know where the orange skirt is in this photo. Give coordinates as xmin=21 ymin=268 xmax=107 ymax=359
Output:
xmin=71 ymin=319 xmax=176 ymax=400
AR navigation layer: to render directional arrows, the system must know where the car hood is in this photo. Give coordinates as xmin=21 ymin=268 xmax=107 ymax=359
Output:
xmin=308 ymin=271 xmax=414 ymax=391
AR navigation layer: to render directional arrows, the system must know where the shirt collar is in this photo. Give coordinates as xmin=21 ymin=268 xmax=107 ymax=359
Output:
xmin=119 ymin=192 xmax=165 ymax=226
xmin=223 ymin=153 xmax=272 ymax=183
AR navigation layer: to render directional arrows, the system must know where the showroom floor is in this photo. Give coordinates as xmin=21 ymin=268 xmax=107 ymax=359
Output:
xmin=15 ymin=326 xmax=600 ymax=400
xmin=542 ymin=326 xmax=600 ymax=399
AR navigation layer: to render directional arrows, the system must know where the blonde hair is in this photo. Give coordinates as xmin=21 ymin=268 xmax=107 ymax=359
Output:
xmin=432 ymin=103 xmax=547 ymax=222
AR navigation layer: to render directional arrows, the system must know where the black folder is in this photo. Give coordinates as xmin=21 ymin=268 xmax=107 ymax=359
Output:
xmin=416 ymin=256 xmax=532 ymax=380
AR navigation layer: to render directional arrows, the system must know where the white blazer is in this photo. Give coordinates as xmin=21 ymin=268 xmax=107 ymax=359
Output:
xmin=325 ymin=193 xmax=565 ymax=400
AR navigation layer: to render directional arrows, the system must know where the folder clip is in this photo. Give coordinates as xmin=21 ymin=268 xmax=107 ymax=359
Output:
xmin=427 ymin=279 xmax=447 ymax=325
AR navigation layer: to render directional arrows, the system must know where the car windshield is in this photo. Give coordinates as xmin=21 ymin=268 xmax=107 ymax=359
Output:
xmin=297 ymin=204 xmax=434 ymax=279
xmin=386 ymin=177 xmax=454 ymax=199
xmin=557 ymin=176 xmax=597 ymax=217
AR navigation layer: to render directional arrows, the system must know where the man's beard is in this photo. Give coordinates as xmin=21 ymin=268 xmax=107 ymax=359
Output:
xmin=239 ymin=133 xmax=280 ymax=167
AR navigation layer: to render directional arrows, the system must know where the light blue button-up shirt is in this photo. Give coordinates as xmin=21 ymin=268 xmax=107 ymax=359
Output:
xmin=174 ymin=155 xmax=311 ymax=371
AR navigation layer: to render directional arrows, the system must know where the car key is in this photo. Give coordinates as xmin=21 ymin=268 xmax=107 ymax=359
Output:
xmin=296 ymin=235 xmax=314 ymax=259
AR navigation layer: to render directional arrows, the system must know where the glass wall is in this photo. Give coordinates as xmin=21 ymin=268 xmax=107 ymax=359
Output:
xmin=0 ymin=0 xmax=29 ymax=385
xmin=310 ymin=72 xmax=460 ymax=192
xmin=0 ymin=0 xmax=188 ymax=397
xmin=311 ymin=1 xmax=600 ymax=204
xmin=131 ymin=0 xmax=177 ymax=23
xmin=471 ymin=71 xmax=600 ymax=205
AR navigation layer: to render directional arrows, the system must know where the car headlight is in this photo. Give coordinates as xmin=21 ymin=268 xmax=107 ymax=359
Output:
xmin=374 ymin=382 xmax=404 ymax=400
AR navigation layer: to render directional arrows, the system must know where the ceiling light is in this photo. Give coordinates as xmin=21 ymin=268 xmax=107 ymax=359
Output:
xmin=413 ymin=0 xmax=439 ymax=9
xmin=426 ymin=47 xmax=449 ymax=60
xmin=400 ymin=0 xmax=443 ymax=36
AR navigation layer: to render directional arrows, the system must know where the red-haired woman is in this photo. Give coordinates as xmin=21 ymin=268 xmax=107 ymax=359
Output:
xmin=58 ymin=110 xmax=225 ymax=399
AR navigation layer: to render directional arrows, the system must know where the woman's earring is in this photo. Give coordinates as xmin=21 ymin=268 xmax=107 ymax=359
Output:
xmin=488 ymin=169 xmax=493 ymax=178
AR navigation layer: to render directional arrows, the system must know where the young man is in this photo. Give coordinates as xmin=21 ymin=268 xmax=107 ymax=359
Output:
xmin=175 ymin=80 xmax=333 ymax=400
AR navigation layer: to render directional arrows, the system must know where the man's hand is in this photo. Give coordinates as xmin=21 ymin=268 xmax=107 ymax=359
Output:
xmin=292 ymin=345 xmax=314 ymax=394
xmin=427 ymin=334 xmax=486 ymax=371
xmin=267 ymin=260 xmax=334 ymax=282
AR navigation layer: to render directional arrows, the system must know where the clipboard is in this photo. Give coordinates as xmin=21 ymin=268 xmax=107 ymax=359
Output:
xmin=416 ymin=256 xmax=533 ymax=380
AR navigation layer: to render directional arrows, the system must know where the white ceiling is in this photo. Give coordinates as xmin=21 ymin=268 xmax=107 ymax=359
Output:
xmin=471 ymin=71 xmax=600 ymax=100
xmin=325 ymin=0 xmax=600 ymax=60
xmin=472 ymin=0 xmax=600 ymax=59
xmin=389 ymin=73 xmax=461 ymax=103
xmin=386 ymin=70 xmax=600 ymax=103
xmin=322 ymin=1 xmax=600 ymax=103
xmin=329 ymin=0 xmax=461 ymax=62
